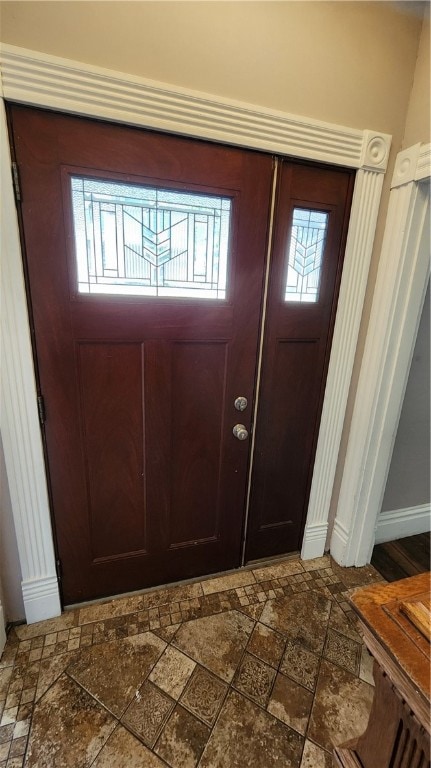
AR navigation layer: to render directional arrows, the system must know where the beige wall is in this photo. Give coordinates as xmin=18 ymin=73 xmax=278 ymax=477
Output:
xmin=403 ymin=17 xmax=430 ymax=147
xmin=0 ymin=1 xmax=422 ymax=137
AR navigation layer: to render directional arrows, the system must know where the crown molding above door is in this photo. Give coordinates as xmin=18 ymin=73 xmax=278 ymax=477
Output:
xmin=0 ymin=44 xmax=391 ymax=171
xmin=0 ymin=43 xmax=391 ymax=622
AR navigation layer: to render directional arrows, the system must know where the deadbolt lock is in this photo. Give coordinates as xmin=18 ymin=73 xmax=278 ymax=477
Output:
xmin=234 ymin=396 xmax=248 ymax=411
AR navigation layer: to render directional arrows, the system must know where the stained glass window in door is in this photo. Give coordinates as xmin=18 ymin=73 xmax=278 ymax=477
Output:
xmin=284 ymin=208 xmax=329 ymax=302
xmin=71 ymin=177 xmax=231 ymax=298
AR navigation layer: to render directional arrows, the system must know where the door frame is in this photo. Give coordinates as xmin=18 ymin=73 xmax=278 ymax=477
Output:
xmin=1 ymin=43 xmax=391 ymax=623
xmin=331 ymin=142 xmax=431 ymax=566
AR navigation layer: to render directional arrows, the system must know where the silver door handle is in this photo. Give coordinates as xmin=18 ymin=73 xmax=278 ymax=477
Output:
xmin=233 ymin=424 xmax=249 ymax=441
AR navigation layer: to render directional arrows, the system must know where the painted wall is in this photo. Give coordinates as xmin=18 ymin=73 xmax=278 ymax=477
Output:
xmin=0 ymin=1 xmax=422 ymax=137
xmin=403 ymin=16 xmax=430 ymax=148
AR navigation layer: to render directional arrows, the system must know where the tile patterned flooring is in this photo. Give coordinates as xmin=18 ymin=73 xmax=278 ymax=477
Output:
xmin=0 ymin=555 xmax=385 ymax=767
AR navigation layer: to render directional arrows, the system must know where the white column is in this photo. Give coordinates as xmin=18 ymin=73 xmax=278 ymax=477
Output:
xmin=301 ymin=133 xmax=390 ymax=559
xmin=0 ymin=98 xmax=61 ymax=623
xmin=330 ymin=143 xmax=431 ymax=566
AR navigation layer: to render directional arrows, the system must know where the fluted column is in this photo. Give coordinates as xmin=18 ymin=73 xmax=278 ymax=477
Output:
xmin=301 ymin=132 xmax=391 ymax=559
xmin=330 ymin=143 xmax=431 ymax=566
xmin=0 ymin=99 xmax=61 ymax=623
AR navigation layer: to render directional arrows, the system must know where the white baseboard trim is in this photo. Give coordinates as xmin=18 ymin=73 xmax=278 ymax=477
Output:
xmin=329 ymin=519 xmax=351 ymax=565
xmin=0 ymin=601 xmax=6 ymax=656
xmin=374 ymin=503 xmax=431 ymax=544
xmin=21 ymin=576 xmax=62 ymax=625
xmin=301 ymin=522 xmax=328 ymax=560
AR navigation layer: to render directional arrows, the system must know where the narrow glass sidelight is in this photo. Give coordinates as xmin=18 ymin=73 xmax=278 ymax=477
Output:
xmin=284 ymin=208 xmax=329 ymax=303
xmin=70 ymin=176 xmax=231 ymax=299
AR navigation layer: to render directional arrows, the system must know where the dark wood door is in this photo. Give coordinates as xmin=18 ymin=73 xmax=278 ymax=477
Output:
xmin=245 ymin=160 xmax=354 ymax=561
xmin=10 ymin=105 xmax=273 ymax=603
xmin=10 ymin=107 xmax=354 ymax=603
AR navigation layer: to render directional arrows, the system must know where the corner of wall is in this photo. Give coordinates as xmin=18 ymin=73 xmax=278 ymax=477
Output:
xmin=402 ymin=16 xmax=431 ymax=148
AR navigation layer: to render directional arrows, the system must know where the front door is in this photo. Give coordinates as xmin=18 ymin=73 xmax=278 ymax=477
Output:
xmin=9 ymin=105 xmax=354 ymax=605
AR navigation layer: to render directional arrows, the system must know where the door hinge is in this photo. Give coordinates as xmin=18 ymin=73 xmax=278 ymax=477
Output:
xmin=55 ymin=558 xmax=62 ymax=581
xmin=37 ymin=394 xmax=46 ymax=426
xmin=11 ymin=161 xmax=21 ymax=202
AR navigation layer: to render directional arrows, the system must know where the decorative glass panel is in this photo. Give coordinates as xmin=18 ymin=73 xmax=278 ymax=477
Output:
xmin=284 ymin=208 xmax=329 ymax=303
xmin=70 ymin=177 xmax=231 ymax=299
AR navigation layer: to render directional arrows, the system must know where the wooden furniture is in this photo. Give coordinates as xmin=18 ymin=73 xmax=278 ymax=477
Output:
xmin=333 ymin=573 xmax=431 ymax=768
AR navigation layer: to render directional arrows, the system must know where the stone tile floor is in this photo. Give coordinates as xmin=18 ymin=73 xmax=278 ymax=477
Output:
xmin=0 ymin=555 xmax=385 ymax=767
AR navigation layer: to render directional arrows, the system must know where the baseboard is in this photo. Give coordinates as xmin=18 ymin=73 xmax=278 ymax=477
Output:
xmin=375 ymin=503 xmax=431 ymax=545
xmin=21 ymin=576 xmax=62 ymax=625
xmin=328 ymin=518 xmax=351 ymax=565
xmin=301 ymin=522 xmax=328 ymax=560
xmin=0 ymin=601 xmax=6 ymax=656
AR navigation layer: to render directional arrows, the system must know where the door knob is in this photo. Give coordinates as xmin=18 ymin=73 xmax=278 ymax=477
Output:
xmin=234 ymin=396 xmax=248 ymax=411
xmin=233 ymin=424 xmax=249 ymax=441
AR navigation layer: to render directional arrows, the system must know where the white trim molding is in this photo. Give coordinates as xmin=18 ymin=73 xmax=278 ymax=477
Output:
xmin=331 ymin=142 xmax=431 ymax=566
xmin=375 ymin=504 xmax=431 ymax=545
xmin=21 ymin=576 xmax=62 ymax=625
xmin=0 ymin=44 xmax=389 ymax=170
xmin=301 ymin=168 xmax=386 ymax=559
xmin=0 ymin=44 xmax=391 ymax=620
xmin=0 ymin=99 xmax=62 ymax=624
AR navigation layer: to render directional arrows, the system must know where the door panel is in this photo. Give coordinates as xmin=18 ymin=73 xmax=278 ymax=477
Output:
xmin=245 ymin=161 xmax=354 ymax=561
xmin=78 ymin=342 xmax=147 ymax=561
xmin=255 ymin=338 xmax=319 ymax=531
xmin=167 ymin=341 xmax=226 ymax=547
xmin=10 ymin=105 xmax=273 ymax=603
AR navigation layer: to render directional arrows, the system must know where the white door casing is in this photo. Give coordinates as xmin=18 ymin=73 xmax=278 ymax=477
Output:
xmin=331 ymin=143 xmax=431 ymax=565
xmin=0 ymin=44 xmax=391 ymax=622
xmin=1 ymin=100 xmax=62 ymax=625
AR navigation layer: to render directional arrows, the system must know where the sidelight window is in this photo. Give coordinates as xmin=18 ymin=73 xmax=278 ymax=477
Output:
xmin=284 ymin=208 xmax=328 ymax=303
xmin=70 ymin=176 xmax=231 ymax=299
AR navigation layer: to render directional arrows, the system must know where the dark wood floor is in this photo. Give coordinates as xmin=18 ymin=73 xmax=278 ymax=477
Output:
xmin=371 ymin=532 xmax=430 ymax=582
